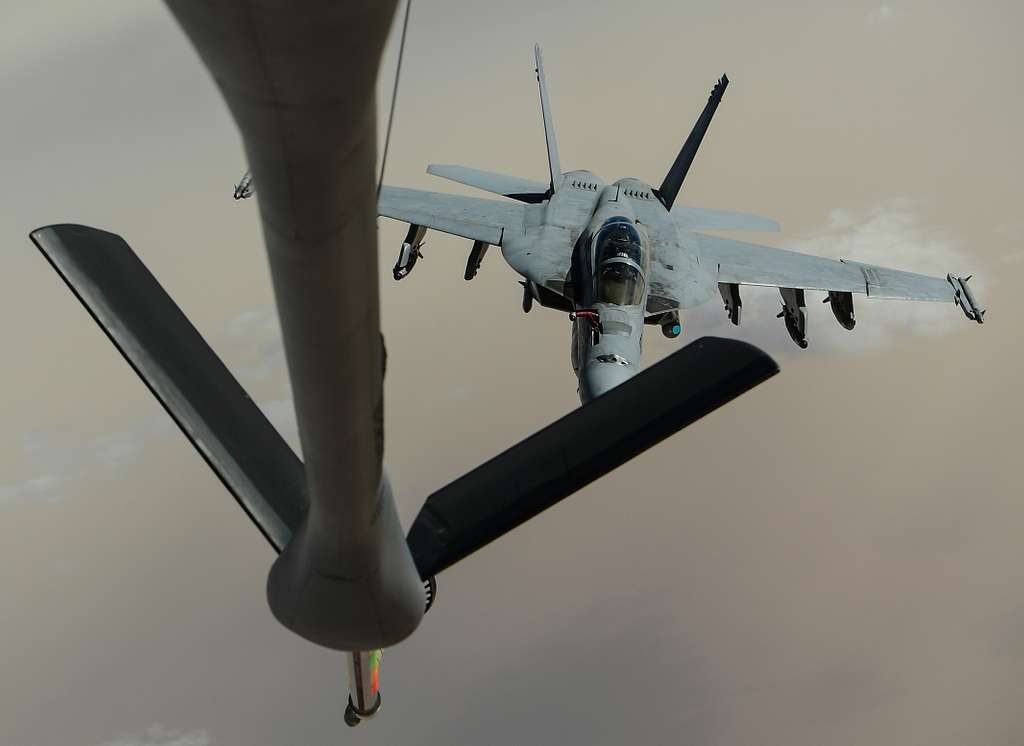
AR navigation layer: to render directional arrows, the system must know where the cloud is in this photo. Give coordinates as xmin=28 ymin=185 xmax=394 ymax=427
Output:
xmin=218 ymin=308 xmax=287 ymax=381
xmin=99 ymin=724 xmax=212 ymax=746
xmin=94 ymin=418 xmax=177 ymax=469
xmin=4 ymin=308 xmax=288 ymax=507
xmin=1 ymin=0 xmax=158 ymax=80
xmin=417 ymin=593 xmax=719 ymax=745
xmin=0 ymin=307 xmax=296 ymax=509
xmin=867 ymin=4 xmax=896 ymax=24
xmin=0 ymin=473 xmax=63 ymax=507
xmin=1 ymin=416 xmax=175 ymax=508
xmin=687 ymin=199 xmax=981 ymax=356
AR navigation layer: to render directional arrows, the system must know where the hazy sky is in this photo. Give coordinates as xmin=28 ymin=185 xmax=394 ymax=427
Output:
xmin=1 ymin=1 xmax=1021 ymax=744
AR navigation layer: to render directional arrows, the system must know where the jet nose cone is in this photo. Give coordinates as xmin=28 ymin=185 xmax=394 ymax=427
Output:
xmin=579 ymin=359 xmax=636 ymax=403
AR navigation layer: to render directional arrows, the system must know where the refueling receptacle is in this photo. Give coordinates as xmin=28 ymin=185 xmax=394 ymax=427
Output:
xmin=570 ymin=309 xmax=603 ymax=345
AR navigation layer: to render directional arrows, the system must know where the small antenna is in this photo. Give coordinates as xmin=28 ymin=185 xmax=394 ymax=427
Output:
xmin=377 ymin=0 xmax=413 ymax=202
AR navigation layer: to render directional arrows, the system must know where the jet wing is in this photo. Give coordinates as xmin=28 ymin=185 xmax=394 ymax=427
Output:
xmin=695 ymin=232 xmax=961 ymax=302
xmin=378 ymin=186 xmax=525 ymax=246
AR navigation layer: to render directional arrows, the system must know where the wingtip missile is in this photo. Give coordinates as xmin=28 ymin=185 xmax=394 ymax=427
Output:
xmin=233 ymin=169 xmax=254 ymax=199
xmin=947 ymin=274 xmax=985 ymax=324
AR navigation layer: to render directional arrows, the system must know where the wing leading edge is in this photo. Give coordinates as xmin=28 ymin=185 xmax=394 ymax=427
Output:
xmin=691 ymin=232 xmax=984 ymax=320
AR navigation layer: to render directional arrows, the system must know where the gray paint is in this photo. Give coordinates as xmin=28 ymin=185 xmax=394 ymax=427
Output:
xmin=377 ymin=45 xmax=985 ymax=402
xmin=162 ymin=0 xmax=425 ymax=650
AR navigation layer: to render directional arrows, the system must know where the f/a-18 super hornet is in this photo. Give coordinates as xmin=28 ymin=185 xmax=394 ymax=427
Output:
xmin=380 ymin=45 xmax=985 ymax=402
xmin=24 ymin=2 xmax=781 ymax=728
xmin=232 ymin=169 xmax=254 ymax=200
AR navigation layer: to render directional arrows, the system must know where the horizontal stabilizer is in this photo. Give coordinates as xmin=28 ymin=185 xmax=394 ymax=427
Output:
xmin=379 ymin=186 xmax=521 ymax=246
xmin=672 ymin=205 xmax=779 ymax=232
xmin=427 ymin=164 xmax=548 ymax=203
xmin=406 ymin=337 xmax=778 ymax=578
xmin=30 ymin=224 xmax=307 ymax=551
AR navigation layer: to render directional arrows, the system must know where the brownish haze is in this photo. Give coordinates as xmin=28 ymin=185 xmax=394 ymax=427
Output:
xmin=1 ymin=1 xmax=1020 ymax=744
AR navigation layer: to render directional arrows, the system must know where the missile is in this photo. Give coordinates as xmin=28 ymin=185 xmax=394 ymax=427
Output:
xmin=947 ymin=274 xmax=985 ymax=323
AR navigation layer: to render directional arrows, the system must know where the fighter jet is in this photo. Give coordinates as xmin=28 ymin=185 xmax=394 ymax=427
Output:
xmin=380 ymin=45 xmax=985 ymax=402
xmin=25 ymin=2 xmax=780 ymax=727
xmin=232 ymin=169 xmax=254 ymax=200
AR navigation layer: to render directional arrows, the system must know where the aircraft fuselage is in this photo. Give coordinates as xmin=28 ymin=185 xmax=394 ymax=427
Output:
xmin=503 ymin=171 xmax=713 ymax=402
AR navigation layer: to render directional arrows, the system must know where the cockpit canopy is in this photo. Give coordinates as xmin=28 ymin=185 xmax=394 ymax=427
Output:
xmin=594 ymin=217 xmax=646 ymax=306
xmin=594 ymin=218 xmax=644 ymax=267
xmin=597 ymin=261 xmax=645 ymax=305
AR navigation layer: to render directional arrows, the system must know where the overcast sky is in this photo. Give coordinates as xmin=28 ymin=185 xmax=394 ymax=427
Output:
xmin=1 ymin=1 xmax=1021 ymax=744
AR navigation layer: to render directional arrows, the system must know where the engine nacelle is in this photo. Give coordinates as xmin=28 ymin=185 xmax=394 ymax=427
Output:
xmin=826 ymin=290 xmax=856 ymax=330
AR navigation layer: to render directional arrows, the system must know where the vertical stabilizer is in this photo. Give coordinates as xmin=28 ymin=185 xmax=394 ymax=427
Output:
xmin=656 ymin=74 xmax=729 ymax=210
xmin=534 ymin=44 xmax=562 ymax=193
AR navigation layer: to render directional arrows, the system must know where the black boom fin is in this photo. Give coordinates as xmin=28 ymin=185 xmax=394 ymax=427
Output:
xmin=407 ymin=336 xmax=777 ymax=579
xmin=655 ymin=74 xmax=729 ymax=211
xmin=30 ymin=224 xmax=307 ymax=551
